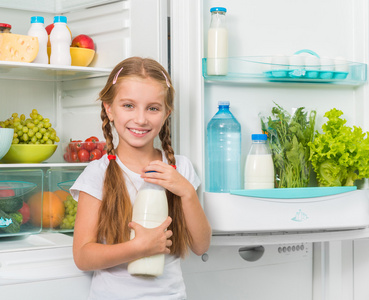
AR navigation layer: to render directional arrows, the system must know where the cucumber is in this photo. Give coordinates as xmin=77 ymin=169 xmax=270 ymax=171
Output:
xmin=0 ymin=197 xmax=23 ymax=213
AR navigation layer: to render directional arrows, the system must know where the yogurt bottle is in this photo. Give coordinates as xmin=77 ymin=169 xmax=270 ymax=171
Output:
xmin=27 ymin=16 xmax=48 ymax=64
xmin=244 ymin=134 xmax=275 ymax=189
xmin=127 ymin=178 xmax=168 ymax=276
xmin=50 ymin=16 xmax=71 ymax=66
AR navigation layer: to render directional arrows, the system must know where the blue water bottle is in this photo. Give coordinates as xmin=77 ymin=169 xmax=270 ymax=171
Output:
xmin=206 ymin=101 xmax=241 ymax=192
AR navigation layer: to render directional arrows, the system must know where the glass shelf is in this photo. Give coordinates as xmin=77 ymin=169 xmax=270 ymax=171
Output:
xmin=202 ymin=57 xmax=367 ymax=86
xmin=0 ymin=0 xmax=118 ymax=13
xmin=0 ymin=61 xmax=112 ymax=82
xmin=0 ymin=162 xmax=88 ymax=169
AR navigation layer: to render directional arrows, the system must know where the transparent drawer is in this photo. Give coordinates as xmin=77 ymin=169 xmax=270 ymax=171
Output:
xmin=44 ymin=167 xmax=84 ymax=233
xmin=0 ymin=169 xmax=43 ymax=238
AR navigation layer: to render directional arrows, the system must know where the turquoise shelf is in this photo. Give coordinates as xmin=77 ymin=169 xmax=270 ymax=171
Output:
xmin=202 ymin=57 xmax=367 ymax=86
xmin=230 ymin=186 xmax=357 ymax=199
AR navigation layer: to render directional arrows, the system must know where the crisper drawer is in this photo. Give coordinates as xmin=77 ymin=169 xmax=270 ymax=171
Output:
xmin=0 ymin=169 xmax=43 ymax=238
xmin=43 ymin=167 xmax=84 ymax=233
xmin=204 ymin=188 xmax=369 ymax=233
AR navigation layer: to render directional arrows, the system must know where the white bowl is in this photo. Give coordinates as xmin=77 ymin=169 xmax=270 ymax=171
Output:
xmin=0 ymin=128 xmax=14 ymax=160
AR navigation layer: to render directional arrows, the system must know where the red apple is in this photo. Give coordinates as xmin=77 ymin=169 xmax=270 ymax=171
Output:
xmin=46 ymin=23 xmax=72 ymax=47
xmin=71 ymin=34 xmax=95 ymax=50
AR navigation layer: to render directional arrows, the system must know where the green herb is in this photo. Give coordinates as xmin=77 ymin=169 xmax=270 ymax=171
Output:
xmin=309 ymin=108 xmax=369 ymax=186
xmin=261 ymin=102 xmax=316 ymax=188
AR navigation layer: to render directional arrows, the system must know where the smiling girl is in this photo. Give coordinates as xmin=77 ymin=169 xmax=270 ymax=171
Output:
xmin=71 ymin=57 xmax=211 ymax=299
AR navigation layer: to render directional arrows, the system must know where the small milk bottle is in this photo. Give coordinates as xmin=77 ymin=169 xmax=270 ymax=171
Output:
xmin=27 ymin=16 xmax=48 ymax=64
xmin=244 ymin=134 xmax=275 ymax=189
xmin=207 ymin=7 xmax=228 ymax=75
xmin=50 ymin=16 xmax=71 ymax=66
xmin=127 ymin=178 xmax=168 ymax=277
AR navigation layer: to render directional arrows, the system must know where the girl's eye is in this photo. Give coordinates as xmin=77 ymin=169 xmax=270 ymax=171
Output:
xmin=123 ymin=104 xmax=134 ymax=109
xmin=148 ymin=106 xmax=159 ymax=112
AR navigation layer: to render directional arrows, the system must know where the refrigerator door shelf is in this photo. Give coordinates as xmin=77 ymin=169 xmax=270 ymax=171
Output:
xmin=204 ymin=189 xmax=369 ymax=233
xmin=202 ymin=57 xmax=367 ymax=86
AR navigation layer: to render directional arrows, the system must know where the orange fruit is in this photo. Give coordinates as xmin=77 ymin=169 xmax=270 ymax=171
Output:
xmin=28 ymin=191 xmax=65 ymax=228
xmin=53 ymin=189 xmax=70 ymax=202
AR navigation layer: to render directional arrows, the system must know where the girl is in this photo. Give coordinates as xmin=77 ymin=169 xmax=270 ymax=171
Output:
xmin=71 ymin=57 xmax=211 ymax=299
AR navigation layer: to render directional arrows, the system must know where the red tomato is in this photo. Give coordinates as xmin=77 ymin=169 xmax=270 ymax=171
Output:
xmin=85 ymin=136 xmax=99 ymax=143
xmin=64 ymin=151 xmax=78 ymax=162
xmin=90 ymin=149 xmax=102 ymax=161
xmin=101 ymin=150 xmax=107 ymax=156
xmin=69 ymin=140 xmax=83 ymax=152
xmin=96 ymin=141 xmax=106 ymax=151
xmin=18 ymin=202 xmax=30 ymax=224
xmin=78 ymin=149 xmax=90 ymax=162
xmin=0 ymin=187 xmax=15 ymax=198
xmin=84 ymin=141 xmax=97 ymax=151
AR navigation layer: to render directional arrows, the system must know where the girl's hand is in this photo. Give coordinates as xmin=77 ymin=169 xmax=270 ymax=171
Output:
xmin=141 ymin=160 xmax=192 ymax=198
xmin=128 ymin=216 xmax=173 ymax=257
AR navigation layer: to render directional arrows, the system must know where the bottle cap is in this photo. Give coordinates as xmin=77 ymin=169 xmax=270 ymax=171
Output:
xmin=30 ymin=16 xmax=44 ymax=24
xmin=210 ymin=7 xmax=227 ymax=13
xmin=218 ymin=101 xmax=230 ymax=107
xmin=251 ymin=134 xmax=267 ymax=141
xmin=53 ymin=16 xmax=67 ymax=23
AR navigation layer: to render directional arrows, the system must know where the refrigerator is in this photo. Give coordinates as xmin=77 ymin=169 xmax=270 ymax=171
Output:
xmin=0 ymin=0 xmax=369 ymax=299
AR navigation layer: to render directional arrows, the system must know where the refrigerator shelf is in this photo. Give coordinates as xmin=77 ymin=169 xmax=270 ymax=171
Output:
xmin=202 ymin=57 xmax=367 ymax=86
xmin=0 ymin=0 xmax=119 ymax=13
xmin=0 ymin=163 xmax=88 ymax=169
xmin=204 ymin=189 xmax=369 ymax=234
xmin=0 ymin=61 xmax=112 ymax=82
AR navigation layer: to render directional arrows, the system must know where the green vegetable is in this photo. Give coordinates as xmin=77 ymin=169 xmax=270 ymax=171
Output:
xmin=0 ymin=197 xmax=23 ymax=213
xmin=261 ymin=102 xmax=316 ymax=188
xmin=0 ymin=208 xmax=21 ymax=234
xmin=309 ymin=108 xmax=369 ymax=186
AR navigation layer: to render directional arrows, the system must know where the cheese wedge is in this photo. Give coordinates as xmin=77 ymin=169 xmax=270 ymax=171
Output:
xmin=0 ymin=33 xmax=39 ymax=62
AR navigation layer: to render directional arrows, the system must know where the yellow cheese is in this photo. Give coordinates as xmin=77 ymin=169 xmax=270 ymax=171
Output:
xmin=0 ymin=33 xmax=39 ymax=62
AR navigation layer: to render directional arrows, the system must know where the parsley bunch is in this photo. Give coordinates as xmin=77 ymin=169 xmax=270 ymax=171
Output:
xmin=261 ymin=103 xmax=316 ymax=188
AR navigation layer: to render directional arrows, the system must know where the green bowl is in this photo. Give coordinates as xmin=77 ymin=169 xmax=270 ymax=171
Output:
xmin=0 ymin=144 xmax=58 ymax=163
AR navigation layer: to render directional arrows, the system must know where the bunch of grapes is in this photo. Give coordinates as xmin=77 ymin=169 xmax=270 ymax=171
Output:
xmin=60 ymin=195 xmax=78 ymax=230
xmin=0 ymin=109 xmax=60 ymax=144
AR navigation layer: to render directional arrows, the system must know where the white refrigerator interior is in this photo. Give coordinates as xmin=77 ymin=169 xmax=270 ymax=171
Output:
xmin=0 ymin=0 xmax=369 ymax=299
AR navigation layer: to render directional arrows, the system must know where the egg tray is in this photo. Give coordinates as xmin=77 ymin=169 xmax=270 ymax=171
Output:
xmin=264 ymin=68 xmax=348 ymax=80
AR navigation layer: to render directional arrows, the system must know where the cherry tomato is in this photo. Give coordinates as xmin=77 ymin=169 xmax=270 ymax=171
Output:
xmin=96 ymin=141 xmax=106 ymax=151
xmin=90 ymin=149 xmax=102 ymax=161
xmin=85 ymin=136 xmax=99 ymax=143
xmin=101 ymin=150 xmax=107 ymax=156
xmin=78 ymin=149 xmax=90 ymax=162
xmin=69 ymin=140 xmax=83 ymax=152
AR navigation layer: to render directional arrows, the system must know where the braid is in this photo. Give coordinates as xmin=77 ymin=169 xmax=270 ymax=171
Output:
xmin=160 ymin=117 xmax=193 ymax=257
xmin=101 ymin=103 xmax=115 ymax=155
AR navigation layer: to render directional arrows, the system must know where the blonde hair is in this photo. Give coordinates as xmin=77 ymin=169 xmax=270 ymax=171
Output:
xmin=98 ymin=57 xmax=192 ymax=257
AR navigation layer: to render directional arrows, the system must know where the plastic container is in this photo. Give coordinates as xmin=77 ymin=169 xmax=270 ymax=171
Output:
xmin=244 ymin=134 xmax=274 ymax=189
xmin=27 ymin=16 xmax=48 ymax=64
xmin=206 ymin=101 xmax=241 ymax=193
xmin=44 ymin=168 xmax=83 ymax=232
xmin=207 ymin=7 xmax=228 ymax=75
xmin=128 ymin=178 xmax=168 ymax=276
xmin=0 ymin=23 xmax=11 ymax=33
xmin=0 ymin=169 xmax=43 ymax=238
xmin=63 ymin=140 xmax=107 ymax=162
xmin=50 ymin=16 xmax=71 ymax=66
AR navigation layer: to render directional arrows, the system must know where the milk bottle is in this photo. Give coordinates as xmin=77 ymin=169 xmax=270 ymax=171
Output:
xmin=50 ymin=16 xmax=71 ymax=66
xmin=244 ymin=134 xmax=275 ymax=189
xmin=127 ymin=178 xmax=168 ymax=276
xmin=207 ymin=7 xmax=228 ymax=75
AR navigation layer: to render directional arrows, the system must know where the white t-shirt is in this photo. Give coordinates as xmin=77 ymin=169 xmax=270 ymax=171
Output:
xmin=70 ymin=152 xmax=201 ymax=300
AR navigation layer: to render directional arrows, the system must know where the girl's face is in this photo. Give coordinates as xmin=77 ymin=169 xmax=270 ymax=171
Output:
xmin=104 ymin=76 xmax=169 ymax=151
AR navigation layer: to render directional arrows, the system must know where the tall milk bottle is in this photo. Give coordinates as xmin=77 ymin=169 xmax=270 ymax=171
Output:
xmin=27 ymin=16 xmax=48 ymax=64
xmin=50 ymin=16 xmax=71 ymax=66
xmin=206 ymin=101 xmax=241 ymax=192
xmin=244 ymin=134 xmax=275 ymax=189
xmin=207 ymin=7 xmax=228 ymax=75
xmin=128 ymin=179 xmax=168 ymax=276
